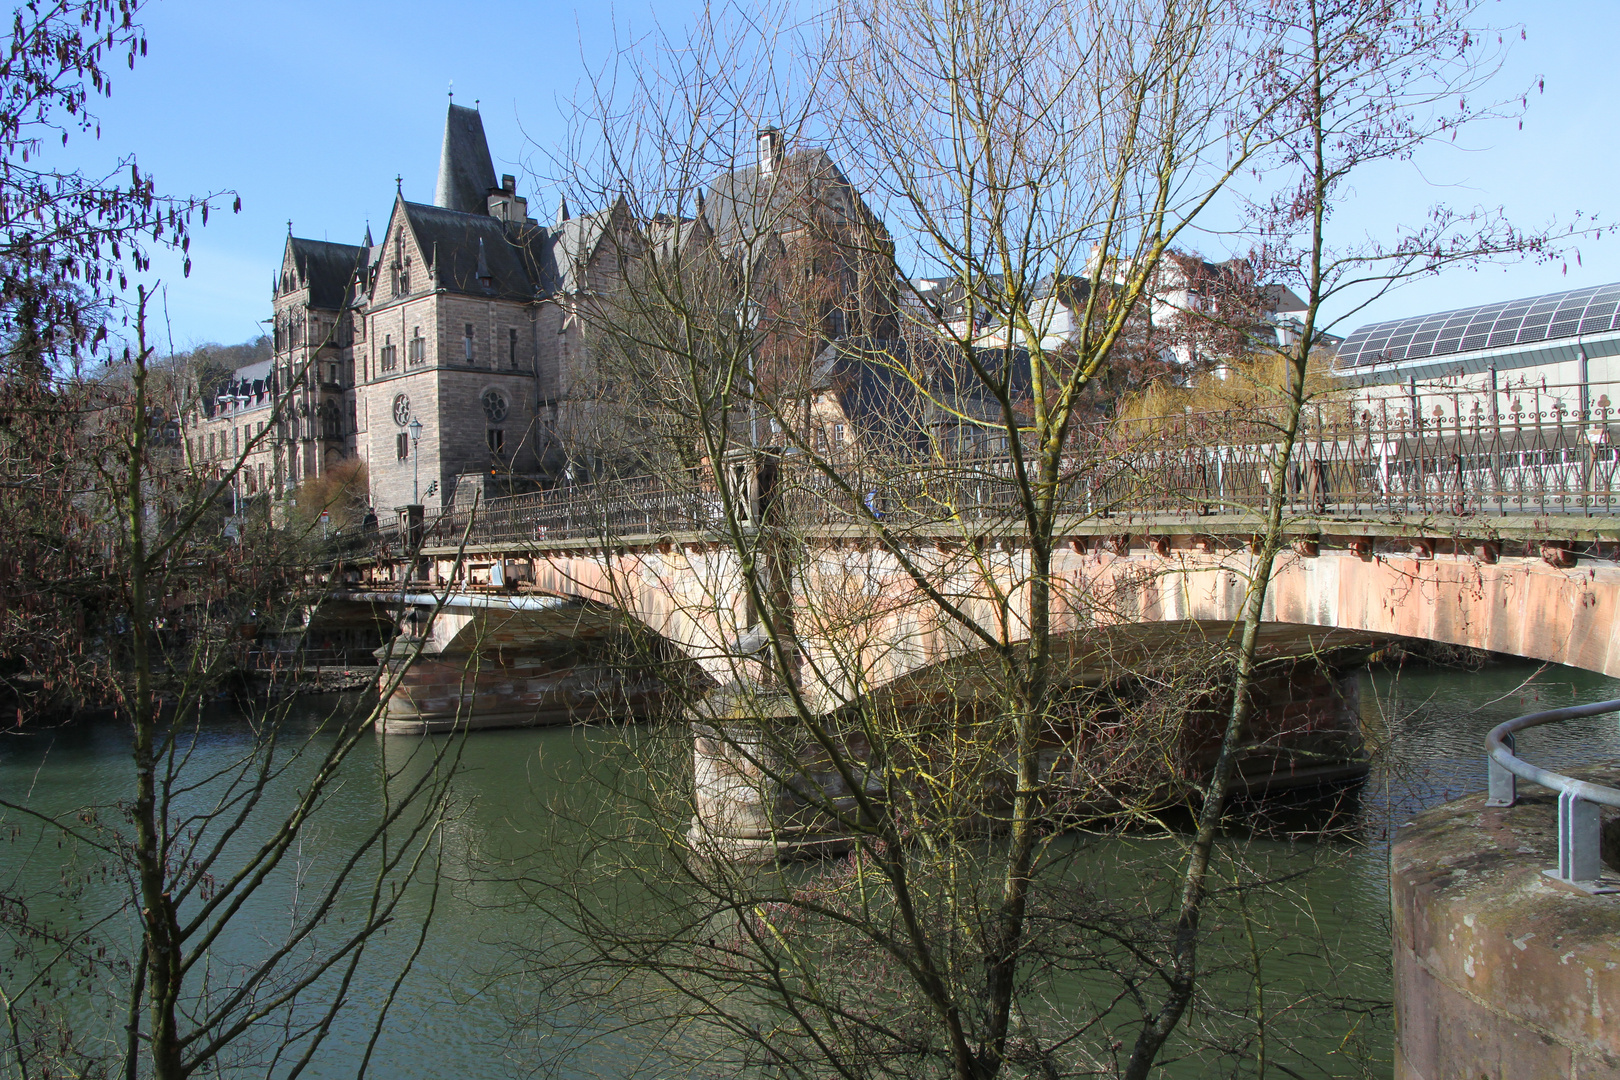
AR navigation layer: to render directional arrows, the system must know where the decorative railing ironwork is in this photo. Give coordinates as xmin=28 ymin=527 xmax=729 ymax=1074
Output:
xmin=366 ymin=382 xmax=1620 ymax=552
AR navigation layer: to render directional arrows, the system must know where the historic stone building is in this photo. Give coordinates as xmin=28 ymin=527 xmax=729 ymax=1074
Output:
xmin=189 ymin=105 xmax=892 ymax=519
xmin=190 ymin=102 xmax=627 ymax=516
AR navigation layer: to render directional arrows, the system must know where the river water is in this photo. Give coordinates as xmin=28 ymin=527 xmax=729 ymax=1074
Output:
xmin=3 ymin=659 xmax=1619 ymax=1079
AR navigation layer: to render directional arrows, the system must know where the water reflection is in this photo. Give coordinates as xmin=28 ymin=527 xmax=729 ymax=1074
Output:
xmin=2 ymin=660 xmax=1618 ymax=1078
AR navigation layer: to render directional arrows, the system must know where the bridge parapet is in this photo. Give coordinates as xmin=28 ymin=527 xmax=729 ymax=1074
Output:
xmin=358 ymin=385 xmax=1620 ymax=556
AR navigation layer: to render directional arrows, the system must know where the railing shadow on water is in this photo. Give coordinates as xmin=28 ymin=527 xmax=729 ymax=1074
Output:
xmin=362 ymin=382 xmax=1620 ymax=553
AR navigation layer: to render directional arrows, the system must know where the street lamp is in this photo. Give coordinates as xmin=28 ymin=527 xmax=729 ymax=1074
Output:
xmin=408 ymin=417 xmax=423 ymax=504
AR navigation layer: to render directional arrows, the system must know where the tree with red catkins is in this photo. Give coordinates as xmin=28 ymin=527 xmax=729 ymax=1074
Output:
xmin=0 ymin=9 xmax=459 ymax=1079
xmin=0 ymin=0 xmax=237 ymax=712
xmin=0 ymin=0 xmax=231 ymax=382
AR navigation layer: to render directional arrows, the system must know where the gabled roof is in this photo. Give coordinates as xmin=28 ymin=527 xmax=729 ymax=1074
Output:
xmin=392 ymin=199 xmax=545 ymax=299
xmin=435 ymin=103 xmax=499 ymax=216
xmin=810 ymin=339 xmax=1028 ymax=458
xmin=703 ymin=148 xmax=873 ymax=258
xmin=285 ymin=237 xmax=364 ymax=309
xmin=547 ymin=199 xmax=634 ymax=294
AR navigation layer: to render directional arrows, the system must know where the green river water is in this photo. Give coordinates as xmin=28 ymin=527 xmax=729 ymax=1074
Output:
xmin=3 ymin=659 xmax=1618 ymax=1079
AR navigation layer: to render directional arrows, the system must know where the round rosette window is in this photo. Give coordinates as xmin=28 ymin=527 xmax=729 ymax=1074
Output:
xmin=392 ymin=393 xmax=410 ymax=426
xmin=481 ymin=389 xmax=509 ymax=423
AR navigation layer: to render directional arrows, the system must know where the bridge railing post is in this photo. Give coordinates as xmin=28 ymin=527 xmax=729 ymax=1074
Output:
xmin=1557 ymin=789 xmax=1602 ymax=883
xmin=1486 ymin=731 xmax=1516 ymax=807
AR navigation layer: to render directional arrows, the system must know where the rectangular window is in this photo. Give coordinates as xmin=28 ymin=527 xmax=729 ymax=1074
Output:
xmin=509 ymin=328 xmax=518 ymax=368
xmin=408 ymin=327 xmax=425 ymax=365
xmin=396 ymin=432 xmax=410 ymax=461
xmin=486 ymin=428 xmax=505 ymax=456
xmin=815 ymin=426 xmax=826 ymax=453
xmin=833 ymin=423 xmax=845 ymax=449
xmin=464 ymin=323 xmax=475 ymax=362
xmin=380 ymin=334 xmax=397 ymax=372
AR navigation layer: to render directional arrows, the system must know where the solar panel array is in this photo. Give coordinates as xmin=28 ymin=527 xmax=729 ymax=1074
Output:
xmin=1336 ymin=281 xmax=1620 ymax=368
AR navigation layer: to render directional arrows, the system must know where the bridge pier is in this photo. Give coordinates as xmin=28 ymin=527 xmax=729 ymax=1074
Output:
xmin=688 ymin=687 xmax=864 ymax=860
xmin=685 ymin=660 xmax=1369 ymax=861
xmin=376 ymin=648 xmax=664 ymax=735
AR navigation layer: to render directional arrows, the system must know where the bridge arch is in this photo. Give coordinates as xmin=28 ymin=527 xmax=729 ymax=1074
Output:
xmin=782 ymin=544 xmax=1620 ymax=709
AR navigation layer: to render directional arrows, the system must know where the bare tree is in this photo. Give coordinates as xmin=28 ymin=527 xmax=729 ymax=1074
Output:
xmin=491 ymin=0 xmax=1570 ymax=1077
xmin=0 ymin=7 xmax=474 ymax=1075
xmin=1120 ymin=1 xmax=1561 ymax=1074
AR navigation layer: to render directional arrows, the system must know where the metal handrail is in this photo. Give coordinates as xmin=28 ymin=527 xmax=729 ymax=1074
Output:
xmin=1486 ymin=699 xmax=1620 ymax=888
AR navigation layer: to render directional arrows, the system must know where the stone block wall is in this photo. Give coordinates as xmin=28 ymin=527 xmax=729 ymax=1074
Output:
xmin=1392 ymin=768 xmax=1620 ymax=1079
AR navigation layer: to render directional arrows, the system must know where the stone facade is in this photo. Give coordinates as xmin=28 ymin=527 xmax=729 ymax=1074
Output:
xmin=187 ymin=105 xmax=889 ymax=518
xmin=187 ymin=236 xmax=360 ymax=502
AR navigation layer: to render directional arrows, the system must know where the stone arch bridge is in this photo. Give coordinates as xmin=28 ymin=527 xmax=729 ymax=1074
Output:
xmin=331 ymin=511 xmax=1620 ymax=732
xmin=319 ymin=412 xmax=1620 ymax=851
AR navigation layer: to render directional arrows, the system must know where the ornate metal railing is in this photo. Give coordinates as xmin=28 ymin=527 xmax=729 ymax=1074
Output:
xmin=365 ymin=382 xmax=1620 ymax=552
xmin=1487 ymin=699 xmax=1620 ymax=891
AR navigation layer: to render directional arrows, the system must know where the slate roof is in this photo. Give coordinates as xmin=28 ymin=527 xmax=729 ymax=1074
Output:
xmin=546 ymin=200 xmax=636 ymax=295
xmin=287 ymin=238 xmax=363 ymax=309
xmin=549 ymin=207 xmax=612 ymax=294
xmin=399 ymin=200 xmax=546 ymax=299
xmin=435 ymin=104 xmax=499 ymax=216
xmin=703 ymin=149 xmax=872 ymax=258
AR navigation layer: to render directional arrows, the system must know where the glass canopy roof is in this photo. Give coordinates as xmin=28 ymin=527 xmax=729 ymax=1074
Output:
xmin=1336 ymin=281 xmax=1620 ymax=369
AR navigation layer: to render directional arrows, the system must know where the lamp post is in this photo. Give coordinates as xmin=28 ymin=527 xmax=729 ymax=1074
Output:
xmin=408 ymin=416 xmax=423 ymax=504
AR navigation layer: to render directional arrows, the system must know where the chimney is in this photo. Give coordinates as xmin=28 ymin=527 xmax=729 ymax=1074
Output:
xmin=487 ymin=173 xmax=528 ymax=224
xmin=757 ymin=127 xmax=784 ymax=178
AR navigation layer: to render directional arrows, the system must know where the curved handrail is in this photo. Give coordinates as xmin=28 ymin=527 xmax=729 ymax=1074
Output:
xmin=1485 ymin=698 xmax=1620 ymax=888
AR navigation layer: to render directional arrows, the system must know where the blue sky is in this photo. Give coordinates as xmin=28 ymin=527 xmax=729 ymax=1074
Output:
xmin=58 ymin=0 xmax=1620 ymax=348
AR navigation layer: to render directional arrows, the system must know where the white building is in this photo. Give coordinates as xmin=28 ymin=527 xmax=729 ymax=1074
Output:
xmin=1334 ymin=281 xmax=1620 ymax=425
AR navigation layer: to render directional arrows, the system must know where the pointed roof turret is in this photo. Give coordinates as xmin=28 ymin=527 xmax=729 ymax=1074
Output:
xmin=435 ymin=103 xmax=499 ymax=216
xmin=556 ymin=192 xmax=570 ymax=225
